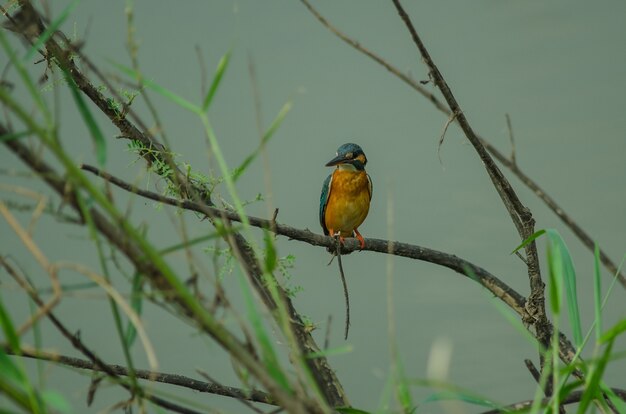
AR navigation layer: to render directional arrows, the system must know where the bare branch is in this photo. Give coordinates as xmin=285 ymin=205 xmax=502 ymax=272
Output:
xmin=5 ymin=346 xmax=277 ymax=406
xmin=391 ymin=0 xmax=550 ymax=365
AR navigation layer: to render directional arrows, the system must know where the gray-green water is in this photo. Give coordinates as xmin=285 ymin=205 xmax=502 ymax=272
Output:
xmin=1 ymin=1 xmax=625 ymax=412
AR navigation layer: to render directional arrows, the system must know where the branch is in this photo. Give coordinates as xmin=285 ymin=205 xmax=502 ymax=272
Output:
xmin=5 ymin=1 xmax=347 ymax=406
xmin=0 ymin=258 xmax=203 ymax=414
xmin=479 ymin=388 xmax=626 ymax=414
xmin=390 ymin=0 xmax=550 ymax=362
xmin=299 ymin=0 xmax=625 ymax=289
xmin=0 ymin=133 xmax=305 ymax=412
xmin=4 ymin=346 xmax=277 ymax=406
xmin=80 ymin=165 xmax=528 ymax=318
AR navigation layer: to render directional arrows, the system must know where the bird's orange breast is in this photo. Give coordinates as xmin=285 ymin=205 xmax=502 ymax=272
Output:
xmin=324 ymin=169 xmax=371 ymax=237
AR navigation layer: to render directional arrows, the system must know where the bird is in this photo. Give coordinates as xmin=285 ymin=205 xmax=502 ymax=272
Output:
xmin=319 ymin=143 xmax=372 ymax=249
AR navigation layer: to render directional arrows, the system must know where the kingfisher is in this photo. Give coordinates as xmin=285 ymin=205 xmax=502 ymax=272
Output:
xmin=319 ymin=143 xmax=372 ymax=249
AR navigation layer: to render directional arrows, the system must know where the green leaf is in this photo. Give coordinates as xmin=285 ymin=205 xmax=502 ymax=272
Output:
xmin=423 ymin=391 xmax=500 ymax=409
xmin=601 ymin=384 xmax=626 ymax=414
xmin=0 ymin=294 xmax=20 ymax=352
xmin=237 ymin=271 xmax=291 ymax=392
xmin=263 ymin=229 xmax=277 ymax=273
xmin=510 ymin=229 xmax=545 ymax=254
xmin=577 ymin=340 xmax=613 ymax=413
xmin=0 ymin=347 xmax=24 ymax=384
xmin=546 ymin=229 xmax=582 ymax=346
xmin=394 ymin=353 xmax=415 ymax=414
xmin=159 ymin=231 xmax=239 ymax=256
xmin=25 ymin=0 xmax=80 ymax=61
xmin=202 ymin=51 xmax=231 ymax=111
xmin=336 ymin=408 xmax=372 ymax=414
xmin=124 ymin=272 xmax=144 ymax=348
xmin=41 ymin=390 xmax=70 ymax=413
xmin=593 ymin=244 xmax=602 ymax=341
xmin=62 ymin=68 xmax=107 ymax=166
xmin=599 ymin=319 xmax=626 ymax=344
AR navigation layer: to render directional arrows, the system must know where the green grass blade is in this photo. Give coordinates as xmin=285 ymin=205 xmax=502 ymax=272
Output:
xmin=390 ymin=351 xmax=414 ymax=413
xmin=0 ymin=346 xmax=24 ymax=385
xmin=202 ymin=51 xmax=231 ymax=112
xmin=232 ymin=101 xmax=292 ymax=182
xmin=577 ymin=341 xmax=613 ymax=413
xmin=263 ymin=229 xmax=277 ymax=273
xmin=546 ymin=230 xmax=563 ymax=315
xmin=237 ymin=271 xmax=291 ymax=392
xmin=510 ymin=229 xmax=545 ymax=254
xmin=336 ymin=408 xmax=372 ymax=414
xmin=0 ymin=30 xmax=50 ymax=124
xmin=600 ymin=384 xmax=626 ymax=413
xmin=423 ymin=390 xmax=500 ymax=409
xmin=0 ymin=294 xmax=20 ymax=352
xmin=411 ymin=379 xmax=504 ymax=411
xmin=593 ymin=245 xmax=602 ymax=341
xmin=124 ymin=272 xmax=144 ymax=348
xmin=24 ymin=0 xmax=80 ymax=61
xmin=598 ymin=319 xmax=626 ymax=344
xmin=62 ymin=68 xmax=107 ymax=166
xmin=109 ymin=60 xmax=200 ymax=113
xmin=546 ymin=229 xmax=582 ymax=346
xmin=0 ymin=298 xmax=44 ymax=413
xmin=159 ymin=230 xmax=240 ymax=256
xmin=40 ymin=390 xmax=70 ymax=414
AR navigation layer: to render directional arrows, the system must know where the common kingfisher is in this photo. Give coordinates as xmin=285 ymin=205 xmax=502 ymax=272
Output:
xmin=319 ymin=143 xmax=372 ymax=249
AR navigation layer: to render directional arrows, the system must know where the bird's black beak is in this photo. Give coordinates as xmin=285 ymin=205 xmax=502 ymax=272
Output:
xmin=325 ymin=153 xmax=350 ymax=167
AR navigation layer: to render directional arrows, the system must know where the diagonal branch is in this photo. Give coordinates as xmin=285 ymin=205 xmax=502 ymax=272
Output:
xmin=299 ymin=0 xmax=625 ymax=289
xmin=389 ymin=0 xmax=550 ymax=358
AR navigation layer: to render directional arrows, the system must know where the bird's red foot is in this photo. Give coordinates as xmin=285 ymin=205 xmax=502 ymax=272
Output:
xmin=354 ymin=228 xmax=365 ymax=250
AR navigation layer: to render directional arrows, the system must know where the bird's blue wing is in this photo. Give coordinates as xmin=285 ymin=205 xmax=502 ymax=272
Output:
xmin=319 ymin=173 xmax=332 ymax=235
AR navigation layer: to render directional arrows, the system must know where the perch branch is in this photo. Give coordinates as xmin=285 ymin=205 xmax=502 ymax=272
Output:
xmin=80 ymin=164 xmax=582 ymax=366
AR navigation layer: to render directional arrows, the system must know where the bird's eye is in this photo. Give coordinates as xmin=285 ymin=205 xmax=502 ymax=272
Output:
xmin=346 ymin=152 xmax=353 ymax=159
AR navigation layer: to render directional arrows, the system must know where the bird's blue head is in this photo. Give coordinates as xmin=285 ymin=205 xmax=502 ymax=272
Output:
xmin=325 ymin=143 xmax=368 ymax=171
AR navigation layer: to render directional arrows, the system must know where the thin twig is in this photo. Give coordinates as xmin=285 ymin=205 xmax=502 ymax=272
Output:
xmin=438 ymin=109 xmax=460 ymax=165
xmin=505 ymin=113 xmax=516 ymax=166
